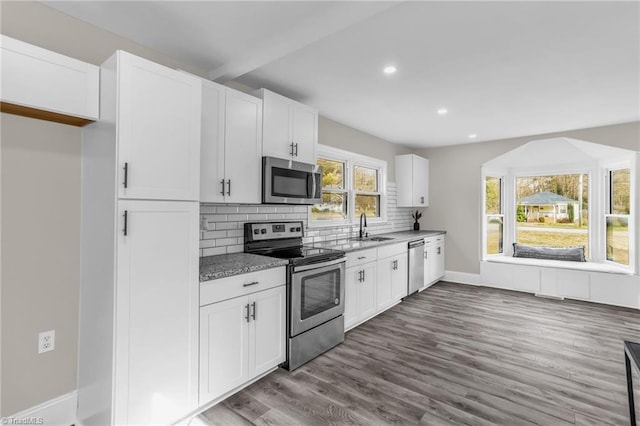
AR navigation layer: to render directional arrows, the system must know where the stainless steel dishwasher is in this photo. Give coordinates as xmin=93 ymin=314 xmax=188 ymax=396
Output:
xmin=408 ymin=239 xmax=425 ymax=296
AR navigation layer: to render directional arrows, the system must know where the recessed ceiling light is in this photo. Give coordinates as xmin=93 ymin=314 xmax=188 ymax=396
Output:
xmin=468 ymin=133 xmax=477 ymax=139
xmin=383 ymin=65 xmax=397 ymax=75
xmin=437 ymin=108 xmax=448 ymax=115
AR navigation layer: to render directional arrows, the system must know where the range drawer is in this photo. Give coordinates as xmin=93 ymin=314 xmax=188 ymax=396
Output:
xmin=200 ymin=267 xmax=286 ymax=306
xmin=346 ymin=248 xmax=377 ymax=267
xmin=377 ymin=242 xmax=407 ymax=259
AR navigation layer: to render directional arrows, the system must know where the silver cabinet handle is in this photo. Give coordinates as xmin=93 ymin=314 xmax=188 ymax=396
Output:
xmin=437 ymin=247 xmax=441 ymax=255
xmin=357 ymin=256 xmax=366 ymax=260
xmin=251 ymin=302 xmax=256 ymax=320
xmin=290 ymin=142 xmax=295 ymax=156
xmin=294 ymin=143 xmax=299 ymax=156
xmin=227 ymin=179 xmax=231 ymax=196
xmin=123 ymin=210 xmax=128 ymax=236
xmin=420 ymin=196 xmax=424 ymax=204
xmin=245 ymin=303 xmax=250 ymax=323
xmin=243 ymin=281 xmax=260 ymax=287
xmin=123 ymin=162 xmax=129 ymax=188
xmin=220 ymin=179 xmax=225 ymax=196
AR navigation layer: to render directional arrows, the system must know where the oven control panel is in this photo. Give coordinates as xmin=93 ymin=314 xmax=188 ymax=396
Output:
xmin=245 ymin=221 xmax=304 ymax=241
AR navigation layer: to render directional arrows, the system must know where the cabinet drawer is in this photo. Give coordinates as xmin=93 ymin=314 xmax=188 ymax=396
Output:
xmin=377 ymin=242 xmax=407 ymax=259
xmin=346 ymin=248 xmax=377 ymax=267
xmin=425 ymin=234 xmax=445 ymax=246
xmin=200 ymin=267 xmax=286 ymax=306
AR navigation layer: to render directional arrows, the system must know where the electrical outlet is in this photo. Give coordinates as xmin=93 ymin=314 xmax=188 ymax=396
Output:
xmin=38 ymin=330 xmax=55 ymax=354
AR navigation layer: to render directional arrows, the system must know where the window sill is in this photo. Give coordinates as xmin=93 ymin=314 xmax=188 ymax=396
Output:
xmin=484 ymin=255 xmax=634 ymax=275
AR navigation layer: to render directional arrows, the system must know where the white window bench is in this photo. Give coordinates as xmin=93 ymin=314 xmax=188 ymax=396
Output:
xmin=485 ymin=255 xmax=633 ymax=275
xmin=480 ymin=258 xmax=640 ymax=309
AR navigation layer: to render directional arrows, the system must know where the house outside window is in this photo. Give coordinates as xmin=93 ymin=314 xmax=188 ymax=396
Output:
xmin=311 ymin=145 xmax=386 ymax=225
xmin=515 ymin=174 xmax=589 ymax=258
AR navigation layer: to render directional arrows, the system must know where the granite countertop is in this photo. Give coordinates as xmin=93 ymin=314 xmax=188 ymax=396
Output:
xmin=313 ymin=230 xmax=446 ymax=253
xmin=200 ymin=253 xmax=288 ymax=282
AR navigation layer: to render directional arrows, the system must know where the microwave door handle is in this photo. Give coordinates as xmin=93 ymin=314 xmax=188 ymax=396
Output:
xmin=307 ymin=172 xmax=314 ymax=198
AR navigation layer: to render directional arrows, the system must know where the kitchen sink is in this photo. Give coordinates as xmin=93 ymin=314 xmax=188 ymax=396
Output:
xmin=350 ymin=236 xmax=395 ymax=242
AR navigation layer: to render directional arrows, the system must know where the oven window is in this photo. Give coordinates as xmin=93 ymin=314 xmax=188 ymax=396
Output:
xmin=300 ymin=269 xmax=341 ymax=320
xmin=272 ymin=167 xmax=309 ymax=198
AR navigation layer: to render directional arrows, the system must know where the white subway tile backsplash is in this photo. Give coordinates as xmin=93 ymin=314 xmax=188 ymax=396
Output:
xmin=202 ymin=247 xmax=226 ymax=257
xmin=199 ymin=182 xmax=417 ymax=258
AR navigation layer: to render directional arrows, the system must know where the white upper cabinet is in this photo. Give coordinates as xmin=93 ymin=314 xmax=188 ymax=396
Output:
xmin=117 ymin=52 xmax=201 ymax=201
xmin=200 ymin=80 xmax=262 ymax=204
xmin=255 ymin=88 xmax=317 ymax=164
xmin=0 ymin=35 xmax=99 ymax=125
xmin=395 ymin=154 xmax=429 ymax=207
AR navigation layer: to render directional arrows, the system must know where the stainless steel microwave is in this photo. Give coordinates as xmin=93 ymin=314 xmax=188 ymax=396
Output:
xmin=263 ymin=156 xmax=322 ymax=204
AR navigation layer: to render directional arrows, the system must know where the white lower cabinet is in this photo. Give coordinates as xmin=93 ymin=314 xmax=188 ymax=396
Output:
xmin=377 ymin=254 xmax=408 ymax=310
xmin=345 ymin=262 xmax=377 ymax=330
xmin=424 ymin=235 xmax=446 ymax=288
xmin=199 ymin=284 xmax=285 ymax=405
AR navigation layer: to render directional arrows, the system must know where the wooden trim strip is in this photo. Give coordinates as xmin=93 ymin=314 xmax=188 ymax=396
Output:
xmin=0 ymin=101 xmax=95 ymax=127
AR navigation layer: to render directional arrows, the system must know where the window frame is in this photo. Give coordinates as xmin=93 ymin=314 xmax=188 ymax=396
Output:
xmin=309 ymin=145 xmax=387 ymax=227
xmin=603 ymin=162 xmax=635 ymax=271
xmin=482 ymin=172 xmax=505 ymax=258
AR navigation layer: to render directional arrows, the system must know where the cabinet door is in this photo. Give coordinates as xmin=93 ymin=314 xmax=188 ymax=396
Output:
xmin=376 ymin=257 xmax=394 ymax=311
xmin=200 ymin=80 xmax=226 ymax=203
xmin=344 ymin=266 xmax=359 ymax=330
xmin=434 ymin=243 xmax=445 ymax=281
xmin=291 ymin=104 xmax=317 ymax=164
xmin=224 ymin=89 xmax=262 ymax=204
xmin=424 ymin=245 xmax=433 ymax=286
xmin=249 ymin=286 xmax=286 ymax=377
xmin=115 ymin=200 xmax=199 ymax=425
xmin=392 ymin=254 xmax=408 ymax=301
xmin=262 ymin=90 xmax=293 ymax=159
xmin=118 ymin=52 xmax=201 ymax=201
xmin=359 ymin=263 xmax=377 ymax=321
xmin=413 ymin=156 xmax=429 ymax=207
xmin=199 ymin=295 xmax=250 ymax=405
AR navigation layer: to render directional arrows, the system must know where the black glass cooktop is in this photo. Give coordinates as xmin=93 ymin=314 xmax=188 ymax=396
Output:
xmin=257 ymin=245 xmax=345 ymax=266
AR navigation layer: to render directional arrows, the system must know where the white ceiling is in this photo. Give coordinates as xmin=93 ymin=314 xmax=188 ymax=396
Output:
xmin=44 ymin=1 xmax=640 ymax=148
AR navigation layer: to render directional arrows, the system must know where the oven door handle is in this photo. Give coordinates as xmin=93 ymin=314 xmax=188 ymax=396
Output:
xmin=293 ymin=257 xmax=345 ymax=273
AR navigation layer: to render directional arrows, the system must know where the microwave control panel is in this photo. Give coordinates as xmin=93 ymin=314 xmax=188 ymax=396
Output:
xmin=245 ymin=221 xmax=304 ymax=241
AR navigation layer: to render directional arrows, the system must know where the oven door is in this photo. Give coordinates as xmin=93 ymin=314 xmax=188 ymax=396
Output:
xmin=290 ymin=258 xmax=345 ymax=337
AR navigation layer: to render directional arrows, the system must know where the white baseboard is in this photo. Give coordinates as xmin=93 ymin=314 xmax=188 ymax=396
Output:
xmin=444 ymin=270 xmax=481 ymax=286
xmin=2 ymin=390 xmax=77 ymax=426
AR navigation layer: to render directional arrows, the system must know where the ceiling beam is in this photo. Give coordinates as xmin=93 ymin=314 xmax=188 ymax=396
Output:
xmin=207 ymin=2 xmax=400 ymax=83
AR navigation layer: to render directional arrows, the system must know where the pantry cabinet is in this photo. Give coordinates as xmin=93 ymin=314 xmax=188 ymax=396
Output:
xmin=114 ymin=201 xmax=199 ymax=425
xmin=200 ymin=80 xmax=263 ymax=203
xmin=1 ymin=35 xmax=99 ymax=126
xmin=255 ymin=88 xmax=317 ymax=164
xmin=395 ymin=154 xmax=429 ymax=207
xmin=117 ymin=52 xmax=201 ymax=201
xmin=78 ymin=51 xmax=201 ymax=426
xmin=199 ymin=284 xmax=286 ymax=404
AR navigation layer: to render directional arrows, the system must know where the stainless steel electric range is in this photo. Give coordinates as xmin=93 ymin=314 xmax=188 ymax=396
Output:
xmin=244 ymin=221 xmax=345 ymax=370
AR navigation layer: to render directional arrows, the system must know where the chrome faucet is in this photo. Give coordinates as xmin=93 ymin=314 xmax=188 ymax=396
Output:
xmin=359 ymin=213 xmax=367 ymax=239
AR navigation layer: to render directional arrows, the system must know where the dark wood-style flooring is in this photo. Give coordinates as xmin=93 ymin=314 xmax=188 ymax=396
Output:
xmin=198 ymin=281 xmax=640 ymax=425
